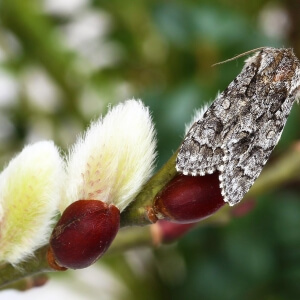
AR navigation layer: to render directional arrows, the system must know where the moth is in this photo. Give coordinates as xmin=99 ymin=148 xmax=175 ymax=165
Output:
xmin=176 ymin=47 xmax=300 ymax=206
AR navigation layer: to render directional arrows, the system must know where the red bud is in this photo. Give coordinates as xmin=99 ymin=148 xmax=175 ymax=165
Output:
xmin=48 ymin=200 xmax=120 ymax=270
xmin=154 ymin=173 xmax=224 ymax=223
xmin=152 ymin=220 xmax=197 ymax=244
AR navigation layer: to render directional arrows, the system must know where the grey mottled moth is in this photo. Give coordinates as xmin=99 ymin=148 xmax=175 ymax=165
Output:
xmin=176 ymin=47 xmax=300 ymax=206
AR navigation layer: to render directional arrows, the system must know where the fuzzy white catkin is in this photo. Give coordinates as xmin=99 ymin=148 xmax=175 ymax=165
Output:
xmin=0 ymin=141 xmax=64 ymax=265
xmin=61 ymin=99 xmax=157 ymax=212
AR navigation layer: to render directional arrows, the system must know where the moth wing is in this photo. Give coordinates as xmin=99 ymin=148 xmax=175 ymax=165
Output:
xmin=220 ymin=49 xmax=300 ymax=206
xmin=176 ymin=107 xmax=225 ymax=176
xmin=220 ymin=108 xmax=291 ymax=206
xmin=176 ymin=54 xmax=260 ymax=176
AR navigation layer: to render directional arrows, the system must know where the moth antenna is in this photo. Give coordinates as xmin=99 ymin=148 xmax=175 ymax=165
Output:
xmin=212 ymin=47 xmax=268 ymax=67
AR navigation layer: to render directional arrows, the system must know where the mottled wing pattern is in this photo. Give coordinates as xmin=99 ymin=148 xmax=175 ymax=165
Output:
xmin=176 ymin=48 xmax=300 ymax=206
xmin=177 ymin=111 xmax=224 ymax=176
xmin=176 ymin=57 xmax=258 ymax=176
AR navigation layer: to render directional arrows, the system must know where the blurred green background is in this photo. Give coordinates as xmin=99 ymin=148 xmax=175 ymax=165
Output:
xmin=1 ymin=0 xmax=300 ymax=299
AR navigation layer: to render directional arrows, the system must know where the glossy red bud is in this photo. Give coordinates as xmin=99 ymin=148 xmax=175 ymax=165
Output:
xmin=151 ymin=220 xmax=197 ymax=244
xmin=154 ymin=173 xmax=224 ymax=223
xmin=48 ymin=200 xmax=120 ymax=270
